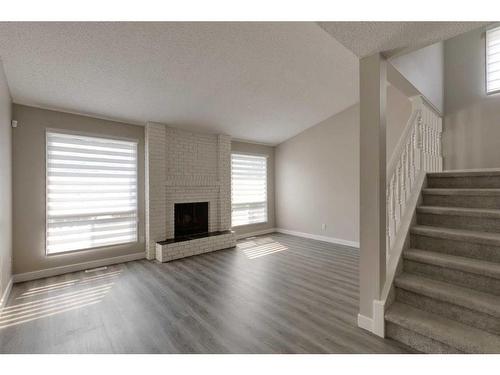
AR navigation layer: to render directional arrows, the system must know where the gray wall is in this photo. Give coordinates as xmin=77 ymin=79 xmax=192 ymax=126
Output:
xmin=274 ymin=85 xmax=411 ymax=245
xmin=276 ymin=104 xmax=360 ymax=243
xmin=231 ymin=141 xmax=276 ymax=236
xmin=443 ymin=25 xmax=500 ymax=170
xmin=391 ymin=42 xmax=444 ymax=113
xmin=0 ymin=62 xmax=12 ymax=301
xmin=12 ymin=105 xmax=146 ymax=275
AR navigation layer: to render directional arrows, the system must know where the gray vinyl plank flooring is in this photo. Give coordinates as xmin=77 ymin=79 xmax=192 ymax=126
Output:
xmin=0 ymin=233 xmax=411 ymax=353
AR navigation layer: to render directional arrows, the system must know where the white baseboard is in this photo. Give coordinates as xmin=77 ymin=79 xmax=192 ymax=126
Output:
xmin=0 ymin=277 xmax=13 ymax=311
xmin=12 ymin=252 xmax=146 ymax=283
xmin=235 ymin=228 xmax=277 ymax=240
xmin=357 ymin=313 xmax=373 ymax=332
xmin=372 ymin=299 xmax=385 ymax=338
xmin=234 ymin=227 xmax=360 ymax=249
xmin=357 ymin=300 xmax=386 ymax=337
xmin=275 ymin=228 xmax=359 ymax=248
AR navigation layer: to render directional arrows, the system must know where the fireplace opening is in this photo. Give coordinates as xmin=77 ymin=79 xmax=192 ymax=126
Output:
xmin=174 ymin=202 xmax=209 ymax=238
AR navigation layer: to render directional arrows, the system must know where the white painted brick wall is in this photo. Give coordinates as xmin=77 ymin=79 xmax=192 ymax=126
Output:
xmin=145 ymin=123 xmax=167 ymax=260
xmin=217 ymin=134 xmax=232 ymax=231
xmin=156 ymin=232 xmax=236 ymax=262
xmin=165 ymin=127 xmax=218 ymax=180
xmin=145 ymin=123 xmax=233 ymax=262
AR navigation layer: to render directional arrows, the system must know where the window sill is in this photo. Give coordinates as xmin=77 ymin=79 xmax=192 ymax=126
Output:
xmin=231 ymin=221 xmax=268 ymax=228
xmin=46 ymin=240 xmax=140 ymax=257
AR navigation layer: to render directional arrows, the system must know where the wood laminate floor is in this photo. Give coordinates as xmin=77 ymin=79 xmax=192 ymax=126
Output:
xmin=0 ymin=234 xmax=411 ymax=353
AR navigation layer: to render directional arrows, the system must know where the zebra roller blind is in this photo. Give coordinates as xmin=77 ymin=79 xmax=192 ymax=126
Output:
xmin=231 ymin=153 xmax=268 ymax=226
xmin=487 ymin=26 xmax=500 ymax=94
xmin=46 ymin=131 xmax=138 ymax=254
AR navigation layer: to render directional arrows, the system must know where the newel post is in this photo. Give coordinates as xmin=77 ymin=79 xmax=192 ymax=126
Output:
xmin=358 ymin=53 xmax=387 ymax=336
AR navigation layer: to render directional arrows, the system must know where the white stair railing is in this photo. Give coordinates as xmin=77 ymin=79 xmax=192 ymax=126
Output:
xmin=386 ymin=96 xmax=442 ymax=260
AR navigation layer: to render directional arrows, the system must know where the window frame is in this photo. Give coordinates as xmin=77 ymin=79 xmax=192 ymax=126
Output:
xmin=486 ymin=25 xmax=500 ymax=96
xmin=230 ymin=151 xmax=269 ymax=228
xmin=45 ymin=128 xmax=139 ymax=256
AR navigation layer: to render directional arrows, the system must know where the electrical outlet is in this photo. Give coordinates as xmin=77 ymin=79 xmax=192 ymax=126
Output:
xmin=321 ymin=223 xmax=327 ymax=231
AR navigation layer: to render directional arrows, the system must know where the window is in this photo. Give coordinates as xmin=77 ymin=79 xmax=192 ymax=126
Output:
xmin=46 ymin=131 xmax=138 ymax=254
xmin=231 ymin=153 xmax=268 ymax=227
xmin=486 ymin=26 xmax=500 ymax=94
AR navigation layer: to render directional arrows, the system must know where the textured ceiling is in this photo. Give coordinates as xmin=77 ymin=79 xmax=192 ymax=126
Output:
xmin=318 ymin=22 xmax=489 ymax=57
xmin=0 ymin=22 xmax=359 ymax=145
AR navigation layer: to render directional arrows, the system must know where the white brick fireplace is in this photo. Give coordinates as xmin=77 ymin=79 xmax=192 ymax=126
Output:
xmin=145 ymin=123 xmax=235 ymax=261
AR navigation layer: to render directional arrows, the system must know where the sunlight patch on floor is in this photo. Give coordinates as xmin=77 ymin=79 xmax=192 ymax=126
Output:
xmin=17 ymin=270 xmax=122 ymax=298
xmin=0 ymin=270 xmax=120 ymax=329
xmin=238 ymin=237 xmax=288 ymax=259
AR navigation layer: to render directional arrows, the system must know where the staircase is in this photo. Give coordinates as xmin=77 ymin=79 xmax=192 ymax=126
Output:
xmin=385 ymin=170 xmax=500 ymax=353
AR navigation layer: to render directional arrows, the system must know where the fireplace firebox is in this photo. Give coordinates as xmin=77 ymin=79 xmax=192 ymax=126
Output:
xmin=174 ymin=202 xmax=209 ymax=238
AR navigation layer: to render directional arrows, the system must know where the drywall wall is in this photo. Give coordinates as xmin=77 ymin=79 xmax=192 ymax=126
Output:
xmin=0 ymin=62 xmax=12 ymax=303
xmin=275 ymin=85 xmax=411 ymax=245
xmin=12 ymin=104 xmax=146 ymax=276
xmin=231 ymin=141 xmax=276 ymax=237
xmin=390 ymin=42 xmax=444 ymax=113
xmin=275 ymin=104 xmax=360 ymax=244
xmin=442 ymin=25 xmax=500 ymax=170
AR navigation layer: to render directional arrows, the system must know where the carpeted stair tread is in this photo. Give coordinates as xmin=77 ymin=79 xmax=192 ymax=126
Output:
xmin=395 ymin=272 xmax=500 ymax=318
xmin=411 ymin=225 xmax=500 ymax=246
xmin=423 ymin=188 xmax=500 ymax=196
xmin=417 ymin=205 xmax=500 ymax=218
xmin=404 ymin=248 xmax=500 ymax=279
xmin=385 ymin=303 xmax=500 ymax=353
xmin=428 ymin=170 xmax=500 ymax=178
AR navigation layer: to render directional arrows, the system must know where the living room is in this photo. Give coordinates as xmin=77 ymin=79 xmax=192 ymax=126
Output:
xmin=0 ymin=1 xmax=499 ymax=374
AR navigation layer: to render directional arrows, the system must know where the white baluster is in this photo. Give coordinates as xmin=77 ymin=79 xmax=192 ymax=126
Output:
xmin=401 ymin=150 xmax=407 ymax=204
xmin=424 ymin=117 xmax=430 ymax=172
xmin=408 ymin=133 xmax=413 ymax=186
xmin=386 ymin=188 xmax=390 ymax=254
xmin=399 ymin=160 xmax=405 ymax=220
xmin=429 ymin=117 xmax=434 ymax=172
xmin=390 ymin=174 xmax=397 ymax=244
xmin=416 ymin=113 xmax=422 ymax=172
xmin=437 ymin=117 xmax=443 ymax=171
xmin=385 ymin=97 xmax=443 ymax=259
xmin=406 ymin=143 xmax=411 ymax=201
xmin=395 ymin=163 xmax=402 ymax=229
xmin=432 ymin=115 xmax=437 ymax=171
xmin=427 ymin=112 xmax=432 ymax=172
xmin=421 ymin=115 xmax=426 ymax=172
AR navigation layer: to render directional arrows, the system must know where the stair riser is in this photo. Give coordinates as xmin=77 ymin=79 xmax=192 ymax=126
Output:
xmin=423 ymin=194 xmax=500 ymax=209
xmin=404 ymin=260 xmax=500 ymax=295
xmin=411 ymin=234 xmax=500 ymax=263
xmin=396 ymin=288 xmax=500 ymax=336
xmin=385 ymin=322 xmax=461 ymax=353
xmin=417 ymin=213 xmax=500 ymax=233
xmin=427 ymin=176 xmax=500 ymax=189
